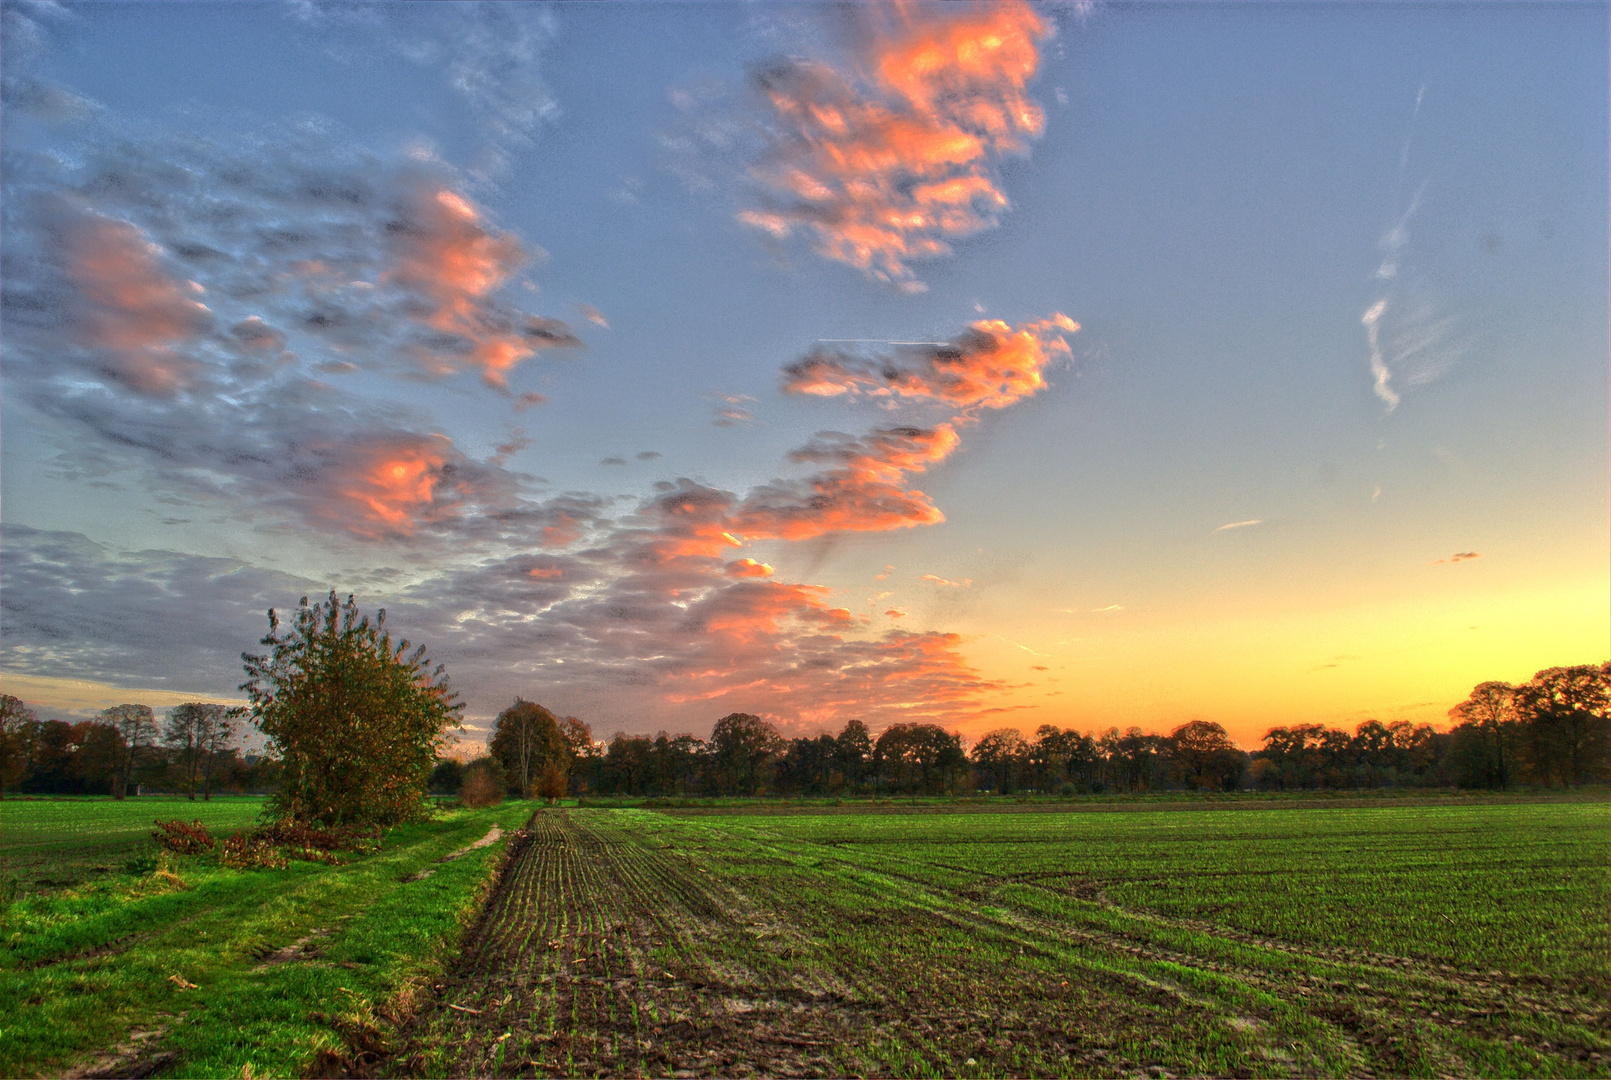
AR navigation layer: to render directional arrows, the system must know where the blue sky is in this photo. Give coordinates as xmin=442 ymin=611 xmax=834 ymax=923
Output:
xmin=2 ymin=1 xmax=1605 ymax=745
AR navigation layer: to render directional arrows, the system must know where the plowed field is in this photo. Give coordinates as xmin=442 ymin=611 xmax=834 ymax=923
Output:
xmin=393 ymin=802 xmax=1609 ymax=1078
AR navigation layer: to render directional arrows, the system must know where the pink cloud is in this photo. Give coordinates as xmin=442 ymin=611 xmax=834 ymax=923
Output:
xmin=739 ymin=2 xmax=1051 ymax=288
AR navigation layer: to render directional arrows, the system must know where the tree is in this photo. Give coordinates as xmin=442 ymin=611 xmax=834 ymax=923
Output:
xmin=198 ymin=705 xmax=241 ymax=801
xmin=165 ymin=704 xmax=206 ymax=799
xmin=1169 ymin=720 xmax=1244 ymax=791
xmin=0 ymin=695 xmax=37 ymax=799
xmin=1448 ymin=682 xmax=1516 ymax=789
xmin=835 ymin=720 xmax=872 ymax=793
xmin=490 ymin=699 xmax=567 ymax=797
xmin=100 ymin=704 xmax=156 ymax=799
xmin=708 ymin=713 xmax=785 ymax=795
xmin=241 ymin=592 xmax=462 ymax=826
xmin=971 ymin=728 xmax=1028 ymax=793
xmin=1513 ymin=663 xmax=1611 ymax=786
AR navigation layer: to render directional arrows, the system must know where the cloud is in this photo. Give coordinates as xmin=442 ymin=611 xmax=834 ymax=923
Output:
xmin=4 ymin=316 xmax=1077 ymax=732
xmin=737 ymin=1 xmax=1053 ymax=289
xmin=884 ymin=608 xmax=906 ymax=618
xmin=919 ymin=573 xmax=972 ymax=588
xmin=287 ymin=2 xmax=559 ymax=181
xmin=1361 ymin=91 xmax=1465 ymax=411
xmin=636 ymin=450 xmax=661 ymax=461
xmin=2 ymin=120 xmax=600 ymax=543
xmin=575 ymin=302 xmax=610 ymax=328
xmin=601 ymin=457 xmax=627 ymax=466
xmin=30 ymin=197 xmax=214 ymax=395
xmin=1433 ymin=551 xmax=1481 ymax=564
xmin=4 ymin=123 xmax=582 ymax=394
xmin=1214 ymin=519 xmax=1263 ymax=532
xmin=384 ymin=180 xmax=583 ymax=387
xmin=1091 ymin=604 xmax=1123 ymax=613
xmin=781 ymin=314 xmax=1077 ymax=409
xmin=712 ymin=406 xmax=756 ymax=428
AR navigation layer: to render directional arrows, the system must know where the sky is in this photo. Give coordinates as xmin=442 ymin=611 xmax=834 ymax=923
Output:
xmin=1 ymin=0 xmax=1606 ymax=750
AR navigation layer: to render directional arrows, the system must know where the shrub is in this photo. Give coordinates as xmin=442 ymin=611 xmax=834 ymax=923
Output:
xmin=241 ymin=592 xmax=462 ymax=827
xmin=460 ymin=764 xmax=503 ymax=808
xmin=153 ymin=818 xmax=216 ymax=854
xmin=218 ymin=834 xmax=288 ymax=870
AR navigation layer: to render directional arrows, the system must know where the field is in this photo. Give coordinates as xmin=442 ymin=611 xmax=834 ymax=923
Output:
xmin=399 ymin=799 xmax=1610 ymax=1079
xmin=0 ymin=799 xmax=533 ymax=1078
xmin=1 ymin=795 xmax=1606 ymax=1078
xmin=0 ymin=796 xmax=268 ymax=899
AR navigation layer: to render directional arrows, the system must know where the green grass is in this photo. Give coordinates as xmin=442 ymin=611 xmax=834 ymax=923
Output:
xmin=0 ymin=799 xmax=534 ymax=1078
xmin=0 ymin=796 xmax=269 ymax=899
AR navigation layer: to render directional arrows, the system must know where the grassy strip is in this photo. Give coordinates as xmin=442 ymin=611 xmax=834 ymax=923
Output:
xmin=0 ymin=801 xmax=533 ymax=1078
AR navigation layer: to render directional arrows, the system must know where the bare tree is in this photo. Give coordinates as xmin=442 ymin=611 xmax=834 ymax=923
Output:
xmin=199 ymin=705 xmax=241 ymax=801
xmin=165 ymin=704 xmax=206 ymax=799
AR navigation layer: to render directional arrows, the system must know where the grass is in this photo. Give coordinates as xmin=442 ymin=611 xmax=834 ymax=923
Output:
xmin=0 ymin=799 xmax=535 ymax=1078
xmin=0 ymin=796 xmax=269 ymax=899
xmin=402 ymin=797 xmax=1610 ymax=1078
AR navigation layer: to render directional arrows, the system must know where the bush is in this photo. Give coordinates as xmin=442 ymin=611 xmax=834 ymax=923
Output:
xmin=460 ymin=765 xmax=503 ymax=808
xmin=153 ymin=818 xmax=216 ymax=854
xmin=241 ymin=592 xmax=462 ymax=827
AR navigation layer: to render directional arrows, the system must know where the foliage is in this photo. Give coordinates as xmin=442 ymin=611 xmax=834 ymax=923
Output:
xmin=217 ymin=833 xmax=290 ymax=870
xmin=489 ymin=699 xmax=567 ymax=796
xmin=152 ymin=818 xmax=216 ymax=855
xmin=241 ymin=591 xmax=462 ymax=826
xmin=707 ymin=712 xmax=786 ymax=795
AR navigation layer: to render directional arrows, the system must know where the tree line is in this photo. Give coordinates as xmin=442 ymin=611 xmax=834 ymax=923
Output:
xmin=0 ymin=696 xmax=274 ymax=799
xmin=452 ymin=663 xmax=1609 ymax=800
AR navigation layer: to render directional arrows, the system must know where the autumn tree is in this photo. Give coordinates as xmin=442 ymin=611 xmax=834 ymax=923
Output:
xmin=490 ymin=699 xmax=568 ymax=798
xmin=0 ymin=695 xmax=38 ymax=799
xmin=241 ymin=592 xmax=462 ymax=826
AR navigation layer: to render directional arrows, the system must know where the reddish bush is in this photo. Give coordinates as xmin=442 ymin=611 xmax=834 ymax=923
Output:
xmin=153 ymin=819 xmax=215 ymax=855
xmin=460 ymin=767 xmax=502 ymax=807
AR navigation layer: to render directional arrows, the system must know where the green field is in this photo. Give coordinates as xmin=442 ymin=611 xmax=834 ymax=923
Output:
xmin=2 ymin=796 xmax=1607 ymax=1077
xmin=406 ymin=799 xmax=1610 ymax=1079
xmin=0 ymin=797 xmax=269 ymax=899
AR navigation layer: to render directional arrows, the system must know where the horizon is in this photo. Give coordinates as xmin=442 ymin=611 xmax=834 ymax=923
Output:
xmin=2 ymin=1 xmax=1606 ymax=751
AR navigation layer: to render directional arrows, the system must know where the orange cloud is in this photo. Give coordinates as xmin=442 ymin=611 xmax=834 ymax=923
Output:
xmin=726 ymin=558 xmax=775 ymax=578
xmin=781 ymin=314 xmax=1077 ymax=410
xmin=386 ymin=182 xmax=581 ymax=386
xmin=328 ymin=434 xmax=452 ymax=537
xmin=920 ymin=574 xmax=972 ymax=588
xmin=1435 ymin=551 xmax=1482 ymax=564
xmin=740 ymin=1 xmax=1050 ymax=288
xmin=51 ymin=202 xmax=212 ymax=395
xmin=733 ymin=425 xmax=961 ymax=541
